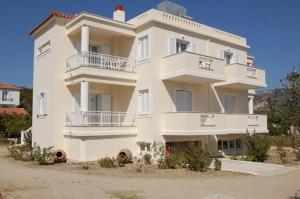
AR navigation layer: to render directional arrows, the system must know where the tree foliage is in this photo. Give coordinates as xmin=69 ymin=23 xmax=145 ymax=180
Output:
xmin=267 ymin=68 xmax=300 ymax=135
xmin=19 ymin=87 xmax=33 ymax=115
xmin=0 ymin=113 xmax=31 ymax=137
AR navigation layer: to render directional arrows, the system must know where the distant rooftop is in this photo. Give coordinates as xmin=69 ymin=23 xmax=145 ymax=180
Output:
xmin=0 ymin=83 xmax=21 ymax=90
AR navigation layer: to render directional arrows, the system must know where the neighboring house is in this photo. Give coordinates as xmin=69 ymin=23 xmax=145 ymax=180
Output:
xmin=0 ymin=108 xmax=28 ymax=115
xmin=0 ymin=83 xmax=21 ymax=108
xmin=29 ymin=1 xmax=268 ymax=161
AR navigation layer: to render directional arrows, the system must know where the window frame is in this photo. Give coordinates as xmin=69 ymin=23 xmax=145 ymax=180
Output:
xmin=138 ymin=35 xmax=149 ymax=61
xmin=37 ymin=40 xmax=51 ymax=57
xmin=37 ymin=92 xmax=47 ymax=117
xmin=138 ymin=88 xmax=151 ymax=116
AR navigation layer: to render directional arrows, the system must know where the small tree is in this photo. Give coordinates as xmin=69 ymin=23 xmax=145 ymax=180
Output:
xmin=243 ymin=134 xmax=270 ymax=162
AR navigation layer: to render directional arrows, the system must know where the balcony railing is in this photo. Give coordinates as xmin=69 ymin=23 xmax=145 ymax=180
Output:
xmin=65 ymin=111 xmax=136 ymax=127
xmin=66 ymin=52 xmax=136 ymax=73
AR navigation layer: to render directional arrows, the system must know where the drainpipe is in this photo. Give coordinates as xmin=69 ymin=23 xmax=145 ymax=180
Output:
xmin=210 ymin=83 xmax=225 ymax=113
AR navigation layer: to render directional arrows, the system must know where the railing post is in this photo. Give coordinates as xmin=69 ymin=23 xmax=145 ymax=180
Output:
xmin=100 ymin=112 xmax=103 ymax=126
xmin=118 ymin=113 xmax=121 ymax=126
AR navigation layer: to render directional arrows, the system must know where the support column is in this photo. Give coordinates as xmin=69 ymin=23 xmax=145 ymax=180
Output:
xmin=80 ymin=81 xmax=89 ymax=112
xmin=248 ymin=95 xmax=254 ymax=114
xmin=81 ymin=25 xmax=89 ymax=52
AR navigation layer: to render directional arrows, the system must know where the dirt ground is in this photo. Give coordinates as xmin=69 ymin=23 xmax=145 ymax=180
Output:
xmin=0 ymin=146 xmax=300 ymax=199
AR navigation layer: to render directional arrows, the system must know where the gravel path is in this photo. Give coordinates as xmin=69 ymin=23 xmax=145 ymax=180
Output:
xmin=0 ymin=146 xmax=299 ymax=199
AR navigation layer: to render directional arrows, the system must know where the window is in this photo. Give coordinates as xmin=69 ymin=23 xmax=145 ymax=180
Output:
xmin=224 ymin=51 xmax=233 ymax=65
xmin=38 ymin=41 xmax=51 ymax=56
xmin=217 ymin=140 xmax=222 ymax=150
xmin=138 ymin=35 xmax=149 ymax=60
xmin=222 ymin=140 xmax=228 ymax=149
xmin=138 ymin=89 xmax=150 ymax=115
xmin=2 ymin=90 xmax=8 ymax=101
xmin=229 ymin=140 xmax=235 ymax=149
xmin=176 ymin=39 xmax=189 ymax=53
xmin=169 ymin=38 xmax=198 ymax=55
xmin=175 ymin=90 xmax=192 ymax=112
xmin=236 ymin=139 xmax=241 ymax=149
xmin=37 ymin=92 xmax=47 ymax=116
xmin=224 ymin=95 xmax=236 ymax=113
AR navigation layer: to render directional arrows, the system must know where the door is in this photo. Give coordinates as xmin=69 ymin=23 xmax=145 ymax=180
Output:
xmin=224 ymin=95 xmax=236 ymax=113
xmin=88 ymin=93 xmax=112 ymax=125
xmin=175 ymin=90 xmax=192 ymax=112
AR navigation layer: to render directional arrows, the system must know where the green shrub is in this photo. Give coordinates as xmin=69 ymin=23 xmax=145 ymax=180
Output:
xmin=278 ymin=148 xmax=288 ymax=164
xmin=291 ymin=135 xmax=300 ymax=160
xmin=158 ymin=155 xmax=178 ymax=169
xmin=116 ymin=156 xmax=125 ymax=167
xmin=34 ymin=146 xmax=55 ymax=165
xmin=243 ymin=134 xmax=270 ymax=162
xmin=7 ymin=145 xmax=35 ymax=161
xmin=143 ymin=153 xmax=152 ymax=165
xmin=214 ymin=159 xmax=222 ymax=171
xmin=271 ymin=135 xmax=292 ymax=148
xmin=98 ymin=157 xmax=117 ymax=168
xmin=184 ymin=144 xmax=212 ymax=172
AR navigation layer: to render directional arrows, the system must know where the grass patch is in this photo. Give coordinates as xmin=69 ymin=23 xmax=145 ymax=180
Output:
xmin=107 ymin=190 xmax=145 ymax=199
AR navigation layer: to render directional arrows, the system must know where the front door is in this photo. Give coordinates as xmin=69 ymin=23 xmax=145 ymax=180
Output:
xmin=175 ymin=90 xmax=192 ymax=112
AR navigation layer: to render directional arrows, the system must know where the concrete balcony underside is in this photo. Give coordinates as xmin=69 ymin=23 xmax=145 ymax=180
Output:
xmin=64 ymin=66 xmax=137 ymax=86
xmin=63 ymin=126 xmax=137 ymax=137
xmin=162 ymin=112 xmax=268 ymax=136
xmin=162 ymin=52 xmax=225 ymax=84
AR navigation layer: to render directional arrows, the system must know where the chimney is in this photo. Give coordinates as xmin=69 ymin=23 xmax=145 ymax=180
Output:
xmin=113 ymin=4 xmax=125 ymax=22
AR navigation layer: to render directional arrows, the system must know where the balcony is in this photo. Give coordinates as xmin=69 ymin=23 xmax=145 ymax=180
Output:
xmin=161 ymin=112 xmax=268 ymax=136
xmin=65 ymin=52 xmax=137 ymax=86
xmin=214 ymin=64 xmax=267 ymax=89
xmin=64 ymin=111 xmax=137 ymax=137
xmin=161 ymin=52 xmax=225 ymax=84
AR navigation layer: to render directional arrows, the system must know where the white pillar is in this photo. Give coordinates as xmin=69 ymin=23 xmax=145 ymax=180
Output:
xmin=81 ymin=25 xmax=89 ymax=52
xmin=248 ymin=96 xmax=254 ymax=114
xmin=80 ymin=81 xmax=89 ymax=112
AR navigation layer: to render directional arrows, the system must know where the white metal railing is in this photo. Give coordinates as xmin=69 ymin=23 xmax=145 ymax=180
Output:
xmin=200 ymin=114 xmax=215 ymax=126
xmin=246 ymin=67 xmax=258 ymax=79
xmin=248 ymin=115 xmax=259 ymax=126
xmin=199 ymin=57 xmax=214 ymax=71
xmin=65 ymin=111 xmax=136 ymax=127
xmin=66 ymin=51 xmax=136 ymax=73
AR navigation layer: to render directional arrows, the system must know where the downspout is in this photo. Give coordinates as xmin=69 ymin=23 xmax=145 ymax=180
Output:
xmin=210 ymin=83 xmax=225 ymax=113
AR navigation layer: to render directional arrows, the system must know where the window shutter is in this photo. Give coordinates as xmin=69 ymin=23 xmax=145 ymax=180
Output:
xmin=230 ymin=55 xmax=235 ymax=64
xmin=168 ymin=37 xmax=176 ymax=55
xmin=43 ymin=92 xmax=47 ymax=115
xmin=218 ymin=49 xmax=225 ymax=59
xmin=192 ymin=43 xmax=198 ymax=54
xmin=75 ymin=41 xmax=81 ymax=53
xmin=235 ymin=54 xmax=240 ymax=64
xmin=138 ymin=39 xmax=142 ymax=59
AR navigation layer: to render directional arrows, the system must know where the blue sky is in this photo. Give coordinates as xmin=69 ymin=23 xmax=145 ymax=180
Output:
xmin=0 ymin=0 xmax=299 ymax=89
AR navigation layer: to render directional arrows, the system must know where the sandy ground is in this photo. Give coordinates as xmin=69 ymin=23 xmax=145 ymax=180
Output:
xmin=0 ymin=146 xmax=300 ymax=199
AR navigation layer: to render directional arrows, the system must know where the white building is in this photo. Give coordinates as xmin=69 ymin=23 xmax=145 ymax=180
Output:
xmin=29 ymin=1 xmax=268 ymax=161
xmin=0 ymin=83 xmax=21 ymax=108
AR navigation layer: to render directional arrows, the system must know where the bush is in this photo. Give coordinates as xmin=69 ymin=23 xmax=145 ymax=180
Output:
xmin=7 ymin=145 xmax=35 ymax=161
xmin=243 ymin=134 xmax=270 ymax=162
xmin=278 ymin=148 xmax=288 ymax=164
xmin=291 ymin=135 xmax=300 ymax=160
xmin=34 ymin=146 xmax=55 ymax=165
xmin=143 ymin=153 xmax=152 ymax=165
xmin=0 ymin=113 xmax=31 ymax=137
xmin=98 ymin=157 xmax=117 ymax=168
xmin=158 ymin=155 xmax=178 ymax=169
xmin=214 ymin=159 xmax=222 ymax=171
xmin=184 ymin=144 xmax=212 ymax=172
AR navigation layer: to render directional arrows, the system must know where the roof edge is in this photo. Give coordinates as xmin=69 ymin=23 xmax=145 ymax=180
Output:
xmin=29 ymin=10 xmax=75 ymax=36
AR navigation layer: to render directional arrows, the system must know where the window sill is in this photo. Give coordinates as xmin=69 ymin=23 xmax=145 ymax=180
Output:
xmin=137 ymin=113 xmax=151 ymax=118
xmin=37 ymin=114 xmax=47 ymax=118
xmin=36 ymin=49 xmax=51 ymax=59
xmin=137 ymin=58 xmax=151 ymax=65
